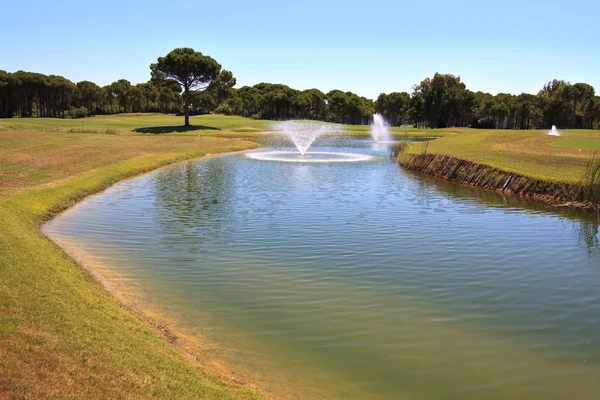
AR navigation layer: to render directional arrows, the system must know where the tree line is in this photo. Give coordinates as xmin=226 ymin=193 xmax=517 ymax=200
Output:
xmin=0 ymin=70 xmax=185 ymax=119
xmin=220 ymin=74 xmax=600 ymax=129
xmin=1 ymin=48 xmax=599 ymax=129
xmin=403 ymin=74 xmax=600 ymax=129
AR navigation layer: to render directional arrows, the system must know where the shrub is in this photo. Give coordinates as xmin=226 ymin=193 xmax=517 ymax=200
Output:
xmin=419 ymin=141 xmax=429 ymax=160
xmin=390 ymin=139 xmax=409 ymax=157
xmin=67 ymin=128 xmax=99 ymax=133
xmin=583 ymin=151 xmax=600 ymax=208
xmin=214 ymin=103 xmax=232 ymax=115
xmin=68 ymin=106 xmax=88 ymax=119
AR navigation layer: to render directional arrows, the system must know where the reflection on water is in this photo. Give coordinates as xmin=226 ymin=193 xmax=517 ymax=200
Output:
xmin=44 ymin=139 xmax=600 ymax=400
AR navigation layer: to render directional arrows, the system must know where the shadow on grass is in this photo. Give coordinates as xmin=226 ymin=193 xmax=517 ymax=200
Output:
xmin=133 ymin=125 xmax=221 ymax=134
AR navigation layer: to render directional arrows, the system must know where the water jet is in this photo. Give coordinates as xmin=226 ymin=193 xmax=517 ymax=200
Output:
xmin=547 ymin=125 xmax=561 ymax=136
xmin=277 ymin=120 xmax=330 ymax=156
xmin=371 ymin=114 xmax=391 ymax=143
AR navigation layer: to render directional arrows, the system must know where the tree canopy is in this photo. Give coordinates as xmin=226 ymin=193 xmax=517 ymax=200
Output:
xmin=150 ymin=48 xmax=222 ymax=126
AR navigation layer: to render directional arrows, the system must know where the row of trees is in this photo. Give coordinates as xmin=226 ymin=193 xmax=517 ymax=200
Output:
xmin=401 ymin=74 xmax=599 ymax=129
xmin=215 ymin=84 xmax=375 ymax=125
xmin=2 ymin=48 xmax=599 ymax=129
xmin=0 ymin=70 xmax=185 ymax=118
xmin=215 ymin=75 xmax=600 ymax=130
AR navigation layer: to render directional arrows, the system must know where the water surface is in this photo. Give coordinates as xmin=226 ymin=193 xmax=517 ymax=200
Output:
xmin=44 ymin=140 xmax=600 ymax=399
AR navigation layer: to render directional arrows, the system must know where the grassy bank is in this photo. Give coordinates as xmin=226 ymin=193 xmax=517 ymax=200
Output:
xmin=0 ymin=117 xmax=269 ymax=398
xmin=402 ymin=129 xmax=600 ymax=183
xmin=398 ymin=128 xmax=600 ymax=206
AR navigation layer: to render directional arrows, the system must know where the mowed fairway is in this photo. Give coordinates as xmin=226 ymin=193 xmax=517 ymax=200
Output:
xmin=0 ymin=113 xmax=270 ymax=135
xmin=403 ymin=129 xmax=600 ymax=183
xmin=0 ymin=115 xmax=268 ymax=399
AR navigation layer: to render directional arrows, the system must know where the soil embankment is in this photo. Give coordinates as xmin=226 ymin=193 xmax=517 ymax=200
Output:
xmin=398 ymin=153 xmax=582 ymax=205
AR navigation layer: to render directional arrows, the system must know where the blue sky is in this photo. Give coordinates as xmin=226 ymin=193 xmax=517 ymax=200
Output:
xmin=3 ymin=0 xmax=599 ymax=99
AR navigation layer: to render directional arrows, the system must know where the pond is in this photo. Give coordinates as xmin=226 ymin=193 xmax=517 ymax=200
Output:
xmin=43 ymin=139 xmax=600 ymax=399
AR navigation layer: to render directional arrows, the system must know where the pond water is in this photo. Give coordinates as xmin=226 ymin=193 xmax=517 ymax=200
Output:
xmin=43 ymin=139 xmax=600 ymax=399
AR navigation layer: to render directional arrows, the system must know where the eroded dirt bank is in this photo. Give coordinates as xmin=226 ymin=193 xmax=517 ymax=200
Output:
xmin=398 ymin=153 xmax=584 ymax=205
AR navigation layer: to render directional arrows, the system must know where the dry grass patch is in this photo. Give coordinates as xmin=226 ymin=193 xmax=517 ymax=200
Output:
xmin=0 ymin=129 xmax=266 ymax=399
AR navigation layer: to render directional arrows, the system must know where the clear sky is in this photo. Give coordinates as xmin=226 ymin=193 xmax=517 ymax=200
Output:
xmin=2 ymin=0 xmax=599 ymax=99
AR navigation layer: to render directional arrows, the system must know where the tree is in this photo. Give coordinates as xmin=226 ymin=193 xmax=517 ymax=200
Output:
xmin=76 ymin=81 xmax=101 ymax=115
xmin=235 ymin=86 xmax=263 ymax=117
xmin=303 ymin=88 xmax=327 ymax=120
xmin=326 ymin=90 xmax=348 ymax=123
xmin=47 ymin=75 xmax=76 ymax=118
xmin=207 ymin=69 xmax=236 ymax=106
xmin=109 ymin=79 xmax=133 ymax=113
xmin=515 ymin=93 xmax=540 ymax=129
xmin=190 ymin=90 xmax=217 ymax=114
xmin=375 ymin=92 xmax=410 ymax=126
xmin=129 ymin=86 xmax=144 ymax=113
xmin=102 ymin=85 xmax=117 ymax=114
xmin=538 ymin=80 xmax=571 ymax=128
xmin=569 ymin=83 xmax=595 ymax=128
xmin=150 ymin=48 xmax=221 ymax=126
xmin=137 ymin=82 xmax=159 ymax=112
xmin=0 ymin=70 xmax=14 ymax=117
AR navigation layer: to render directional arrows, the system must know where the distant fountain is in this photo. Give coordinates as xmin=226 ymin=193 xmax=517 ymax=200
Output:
xmin=371 ymin=114 xmax=391 ymax=143
xmin=279 ymin=121 xmax=330 ymax=156
xmin=547 ymin=125 xmax=561 ymax=136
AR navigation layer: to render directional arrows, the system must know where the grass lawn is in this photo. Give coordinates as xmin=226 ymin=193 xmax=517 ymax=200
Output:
xmin=0 ymin=114 xmax=269 ymax=134
xmin=552 ymin=136 xmax=600 ymax=150
xmin=0 ymin=113 xmax=456 ymax=138
xmin=0 ymin=115 xmax=269 ymax=399
xmin=403 ymin=129 xmax=600 ymax=183
xmin=340 ymin=125 xmax=462 ymax=138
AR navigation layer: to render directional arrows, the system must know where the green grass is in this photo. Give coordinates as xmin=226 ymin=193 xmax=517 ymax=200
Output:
xmin=0 ymin=113 xmax=458 ymax=138
xmin=582 ymin=151 xmax=600 ymax=206
xmin=0 ymin=114 xmax=270 ymax=134
xmin=553 ymin=138 xmax=600 ymax=150
xmin=0 ymin=123 xmax=268 ymax=399
xmin=403 ymin=129 xmax=600 ymax=183
xmin=329 ymin=126 xmax=458 ymax=138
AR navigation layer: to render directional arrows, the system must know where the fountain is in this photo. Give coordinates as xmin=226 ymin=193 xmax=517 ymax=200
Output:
xmin=246 ymin=120 xmax=373 ymax=163
xmin=371 ymin=113 xmax=391 ymax=143
xmin=281 ymin=120 xmax=329 ymax=156
xmin=547 ymin=125 xmax=561 ymax=136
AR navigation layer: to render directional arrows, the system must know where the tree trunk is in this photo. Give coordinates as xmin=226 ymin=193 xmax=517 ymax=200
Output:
xmin=184 ymin=89 xmax=190 ymax=126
